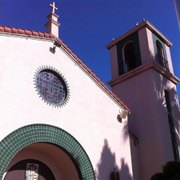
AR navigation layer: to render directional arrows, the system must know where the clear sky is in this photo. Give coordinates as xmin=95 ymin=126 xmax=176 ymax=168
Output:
xmin=0 ymin=0 xmax=180 ymax=100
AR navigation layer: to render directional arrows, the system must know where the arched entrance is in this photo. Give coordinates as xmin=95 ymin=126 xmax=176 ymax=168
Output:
xmin=0 ymin=124 xmax=95 ymax=180
xmin=4 ymin=143 xmax=80 ymax=179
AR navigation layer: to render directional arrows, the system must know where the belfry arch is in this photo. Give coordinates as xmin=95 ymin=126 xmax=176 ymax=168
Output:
xmin=123 ymin=41 xmax=137 ymax=72
xmin=156 ymin=40 xmax=166 ymax=67
xmin=0 ymin=124 xmax=95 ymax=180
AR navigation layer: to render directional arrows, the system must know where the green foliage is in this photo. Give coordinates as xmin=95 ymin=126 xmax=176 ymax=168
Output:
xmin=151 ymin=161 xmax=180 ymax=180
xmin=163 ymin=161 xmax=180 ymax=179
xmin=151 ymin=172 xmax=166 ymax=180
xmin=173 ymin=173 xmax=180 ymax=180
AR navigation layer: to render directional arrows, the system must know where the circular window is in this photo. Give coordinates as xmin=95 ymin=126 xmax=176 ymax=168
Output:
xmin=35 ymin=69 xmax=68 ymax=107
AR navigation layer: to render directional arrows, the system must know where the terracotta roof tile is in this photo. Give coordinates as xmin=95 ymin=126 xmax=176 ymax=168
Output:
xmin=0 ymin=25 xmax=130 ymax=111
xmin=32 ymin=31 xmax=39 ymax=36
xmin=18 ymin=28 xmax=26 ymax=34
xmin=44 ymin=32 xmax=49 ymax=38
xmin=25 ymin=30 xmax=32 ymax=35
xmin=12 ymin=28 xmax=18 ymax=33
xmin=4 ymin=26 xmax=11 ymax=33
xmin=38 ymin=32 xmax=45 ymax=37
xmin=0 ymin=26 xmax=4 ymax=31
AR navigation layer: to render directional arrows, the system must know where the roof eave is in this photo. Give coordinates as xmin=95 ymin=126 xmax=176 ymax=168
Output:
xmin=106 ymin=20 xmax=172 ymax=49
xmin=0 ymin=25 xmax=130 ymax=112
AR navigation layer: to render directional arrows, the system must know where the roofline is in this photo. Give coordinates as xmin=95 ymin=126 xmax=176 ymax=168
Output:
xmin=107 ymin=20 xmax=172 ymax=49
xmin=0 ymin=25 xmax=130 ymax=112
xmin=0 ymin=26 xmax=56 ymax=39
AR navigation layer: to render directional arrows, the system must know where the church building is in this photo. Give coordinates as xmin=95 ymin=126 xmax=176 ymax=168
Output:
xmin=0 ymin=2 xmax=179 ymax=180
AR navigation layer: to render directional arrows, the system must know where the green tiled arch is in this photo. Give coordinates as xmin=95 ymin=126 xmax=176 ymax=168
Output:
xmin=0 ymin=124 xmax=96 ymax=180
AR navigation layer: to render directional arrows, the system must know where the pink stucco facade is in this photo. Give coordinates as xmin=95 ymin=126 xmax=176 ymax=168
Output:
xmin=108 ymin=20 xmax=180 ymax=180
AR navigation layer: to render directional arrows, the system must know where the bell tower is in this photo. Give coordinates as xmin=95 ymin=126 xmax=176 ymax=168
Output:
xmin=107 ymin=20 xmax=180 ymax=180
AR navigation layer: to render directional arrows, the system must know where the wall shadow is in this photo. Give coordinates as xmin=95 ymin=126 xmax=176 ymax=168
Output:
xmin=119 ymin=158 xmax=132 ymax=180
xmin=96 ymin=139 xmax=116 ymax=180
xmin=96 ymin=139 xmax=132 ymax=180
xmin=153 ymin=68 xmax=180 ymax=161
xmin=116 ymin=45 xmax=180 ymax=179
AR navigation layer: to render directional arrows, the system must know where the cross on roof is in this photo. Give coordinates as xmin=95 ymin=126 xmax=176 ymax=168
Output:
xmin=50 ymin=2 xmax=58 ymax=14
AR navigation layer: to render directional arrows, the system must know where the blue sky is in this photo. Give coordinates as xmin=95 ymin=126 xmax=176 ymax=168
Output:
xmin=0 ymin=0 xmax=180 ymax=100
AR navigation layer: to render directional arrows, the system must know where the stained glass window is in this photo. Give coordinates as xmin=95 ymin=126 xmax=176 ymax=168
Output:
xmin=36 ymin=69 xmax=67 ymax=106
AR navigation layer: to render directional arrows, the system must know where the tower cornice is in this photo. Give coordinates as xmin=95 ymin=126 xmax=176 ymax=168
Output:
xmin=109 ymin=60 xmax=180 ymax=86
xmin=107 ymin=20 xmax=172 ymax=49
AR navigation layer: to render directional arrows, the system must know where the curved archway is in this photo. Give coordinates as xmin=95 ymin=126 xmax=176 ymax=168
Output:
xmin=156 ymin=40 xmax=166 ymax=67
xmin=0 ymin=124 xmax=95 ymax=180
xmin=123 ymin=41 xmax=136 ymax=72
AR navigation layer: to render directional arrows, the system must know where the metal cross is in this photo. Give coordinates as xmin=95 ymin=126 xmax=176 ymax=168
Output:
xmin=50 ymin=2 xmax=58 ymax=14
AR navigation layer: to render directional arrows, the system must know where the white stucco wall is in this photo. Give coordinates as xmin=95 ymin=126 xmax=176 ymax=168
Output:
xmin=0 ymin=34 xmax=133 ymax=180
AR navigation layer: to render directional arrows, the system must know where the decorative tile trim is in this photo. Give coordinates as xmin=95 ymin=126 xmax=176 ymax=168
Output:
xmin=33 ymin=66 xmax=70 ymax=108
xmin=0 ymin=124 xmax=95 ymax=180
